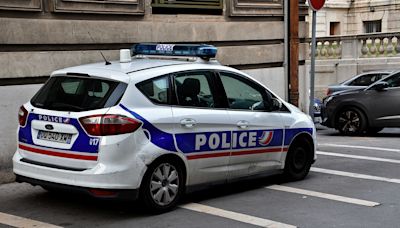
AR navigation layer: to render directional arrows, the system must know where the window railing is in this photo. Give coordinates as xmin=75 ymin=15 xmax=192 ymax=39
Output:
xmin=152 ymin=0 xmax=223 ymax=9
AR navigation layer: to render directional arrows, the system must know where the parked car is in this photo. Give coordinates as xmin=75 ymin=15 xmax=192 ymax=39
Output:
xmin=326 ymin=71 xmax=392 ymax=96
xmin=14 ymin=43 xmax=316 ymax=213
xmin=314 ymin=98 xmax=322 ymax=124
xmin=321 ymin=70 xmax=400 ymax=135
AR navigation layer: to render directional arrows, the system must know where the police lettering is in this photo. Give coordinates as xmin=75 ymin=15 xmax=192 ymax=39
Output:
xmin=38 ymin=115 xmax=65 ymax=123
xmin=195 ymin=131 xmax=259 ymax=151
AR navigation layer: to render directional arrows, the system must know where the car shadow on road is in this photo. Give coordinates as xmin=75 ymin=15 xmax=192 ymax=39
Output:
xmin=182 ymin=175 xmax=285 ymax=204
xmin=13 ymin=174 xmax=293 ymax=220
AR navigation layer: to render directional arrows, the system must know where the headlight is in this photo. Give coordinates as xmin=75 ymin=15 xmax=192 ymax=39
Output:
xmin=323 ymin=96 xmax=334 ymax=105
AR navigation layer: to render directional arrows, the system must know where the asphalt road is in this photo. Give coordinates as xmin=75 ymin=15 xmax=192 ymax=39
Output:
xmin=1 ymin=127 xmax=400 ymax=228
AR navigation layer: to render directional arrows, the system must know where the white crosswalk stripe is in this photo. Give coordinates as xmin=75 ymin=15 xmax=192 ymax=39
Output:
xmin=311 ymin=167 xmax=400 ymax=184
xmin=317 ymin=151 xmax=400 ymax=164
xmin=0 ymin=212 xmax=62 ymax=228
xmin=180 ymin=203 xmax=297 ymax=228
xmin=318 ymin=144 xmax=400 ymax=153
xmin=267 ymin=185 xmax=380 ymax=207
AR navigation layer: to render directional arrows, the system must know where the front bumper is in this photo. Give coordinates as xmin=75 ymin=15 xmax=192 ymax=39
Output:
xmin=13 ymin=151 xmax=147 ymax=191
xmin=321 ymin=104 xmax=335 ymax=128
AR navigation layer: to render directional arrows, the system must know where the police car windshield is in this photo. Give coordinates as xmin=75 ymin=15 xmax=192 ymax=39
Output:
xmin=31 ymin=76 xmax=127 ymax=112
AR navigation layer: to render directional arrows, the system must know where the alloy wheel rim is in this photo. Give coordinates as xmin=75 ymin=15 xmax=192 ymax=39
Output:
xmin=150 ymin=163 xmax=179 ymax=206
xmin=338 ymin=110 xmax=360 ymax=133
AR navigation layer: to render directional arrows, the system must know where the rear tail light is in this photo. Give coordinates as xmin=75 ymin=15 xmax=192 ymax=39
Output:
xmin=18 ymin=106 xmax=28 ymax=127
xmin=79 ymin=114 xmax=142 ymax=136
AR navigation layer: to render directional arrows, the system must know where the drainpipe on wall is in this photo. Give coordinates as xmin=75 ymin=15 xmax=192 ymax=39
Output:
xmin=289 ymin=0 xmax=300 ymax=107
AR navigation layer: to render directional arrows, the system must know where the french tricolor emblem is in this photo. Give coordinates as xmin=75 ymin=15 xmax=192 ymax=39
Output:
xmin=258 ymin=131 xmax=274 ymax=146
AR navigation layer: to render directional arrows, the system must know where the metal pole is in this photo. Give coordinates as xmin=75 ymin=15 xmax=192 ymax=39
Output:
xmin=309 ymin=10 xmax=317 ymax=118
xmin=284 ymin=0 xmax=289 ymax=102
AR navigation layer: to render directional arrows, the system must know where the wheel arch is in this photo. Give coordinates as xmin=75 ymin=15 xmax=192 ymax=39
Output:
xmin=144 ymin=153 xmax=189 ymax=187
xmin=287 ymin=132 xmax=315 ymax=162
xmin=333 ymin=102 xmax=370 ymax=128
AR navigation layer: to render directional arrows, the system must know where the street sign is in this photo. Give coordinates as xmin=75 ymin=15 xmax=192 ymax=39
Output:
xmin=308 ymin=0 xmax=325 ymax=11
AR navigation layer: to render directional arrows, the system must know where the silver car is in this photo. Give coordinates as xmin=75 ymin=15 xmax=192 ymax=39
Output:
xmin=326 ymin=71 xmax=392 ymax=96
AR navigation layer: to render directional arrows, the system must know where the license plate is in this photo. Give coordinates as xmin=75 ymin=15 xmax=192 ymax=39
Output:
xmin=37 ymin=130 xmax=72 ymax=144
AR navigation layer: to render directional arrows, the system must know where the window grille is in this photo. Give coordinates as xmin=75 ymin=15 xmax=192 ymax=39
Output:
xmin=152 ymin=0 xmax=223 ymax=9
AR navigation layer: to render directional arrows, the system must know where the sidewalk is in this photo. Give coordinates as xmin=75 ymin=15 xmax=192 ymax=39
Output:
xmin=0 ymin=84 xmax=42 ymax=184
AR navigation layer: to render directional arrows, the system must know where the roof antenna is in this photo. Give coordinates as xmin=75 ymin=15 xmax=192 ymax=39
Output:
xmin=87 ymin=32 xmax=111 ymax=65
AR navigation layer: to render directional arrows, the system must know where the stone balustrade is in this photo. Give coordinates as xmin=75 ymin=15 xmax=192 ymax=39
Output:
xmin=310 ymin=32 xmax=400 ymax=59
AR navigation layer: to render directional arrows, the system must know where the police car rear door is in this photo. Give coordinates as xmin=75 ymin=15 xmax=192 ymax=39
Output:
xmin=171 ymin=70 xmax=231 ymax=186
xmin=217 ymin=71 xmax=285 ymax=179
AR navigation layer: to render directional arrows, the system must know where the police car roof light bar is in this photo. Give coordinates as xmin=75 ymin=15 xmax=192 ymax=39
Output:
xmin=131 ymin=43 xmax=218 ymax=60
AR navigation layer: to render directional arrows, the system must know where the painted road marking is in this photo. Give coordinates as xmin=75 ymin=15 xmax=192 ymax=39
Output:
xmin=318 ymin=144 xmax=400 ymax=153
xmin=0 ymin=212 xmax=62 ymax=228
xmin=180 ymin=203 xmax=296 ymax=228
xmin=317 ymin=151 xmax=400 ymax=164
xmin=267 ymin=185 xmax=379 ymax=207
xmin=311 ymin=167 xmax=400 ymax=184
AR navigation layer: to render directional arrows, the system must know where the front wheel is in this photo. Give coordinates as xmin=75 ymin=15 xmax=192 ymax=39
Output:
xmin=140 ymin=159 xmax=184 ymax=213
xmin=283 ymin=140 xmax=313 ymax=181
xmin=336 ymin=107 xmax=367 ymax=136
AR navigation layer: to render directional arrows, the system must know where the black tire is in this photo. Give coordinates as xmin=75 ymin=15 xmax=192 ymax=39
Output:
xmin=283 ymin=139 xmax=313 ymax=181
xmin=335 ymin=107 xmax=367 ymax=136
xmin=366 ymin=127 xmax=384 ymax=135
xmin=140 ymin=158 xmax=184 ymax=214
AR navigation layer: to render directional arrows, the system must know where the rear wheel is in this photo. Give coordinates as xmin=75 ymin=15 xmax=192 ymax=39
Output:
xmin=283 ymin=139 xmax=313 ymax=181
xmin=140 ymin=159 xmax=184 ymax=213
xmin=336 ymin=107 xmax=367 ymax=136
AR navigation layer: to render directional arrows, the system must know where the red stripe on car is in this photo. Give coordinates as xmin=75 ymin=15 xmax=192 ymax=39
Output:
xmin=19 ymin=144 xmax=98 ymax=161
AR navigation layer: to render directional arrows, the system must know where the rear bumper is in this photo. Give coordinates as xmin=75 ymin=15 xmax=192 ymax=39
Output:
xmin=15 ymin=175 xmax=139 ymax=200
xmin=13 ymin=151 xmax=147 ymax=191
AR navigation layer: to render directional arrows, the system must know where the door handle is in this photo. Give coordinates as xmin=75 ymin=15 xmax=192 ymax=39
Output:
xmin=180 ymin=118 xmax=197 ymax=128
xmin=237 ymin=120 xmax=249 ymax=129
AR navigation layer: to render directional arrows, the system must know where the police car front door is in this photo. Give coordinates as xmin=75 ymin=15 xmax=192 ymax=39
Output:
xmin=171 ymin=71 xmax=231 ymax=186
xmin=218 ymin=72 xmax=285 ymax=179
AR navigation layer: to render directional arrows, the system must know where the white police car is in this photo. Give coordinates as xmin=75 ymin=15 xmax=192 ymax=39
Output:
xmin=14 ymin=44 xmax=316 ymax=212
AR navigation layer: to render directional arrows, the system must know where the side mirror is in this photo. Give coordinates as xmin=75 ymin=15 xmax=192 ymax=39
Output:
xmin=370 ymin=81 xmax=389 ymax=91
xmin=271 ymin=98 xmax=283 ymax=111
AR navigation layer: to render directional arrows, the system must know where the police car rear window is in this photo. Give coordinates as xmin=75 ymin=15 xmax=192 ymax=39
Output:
xmin=31 ymin=76 xmax=127 ymax=112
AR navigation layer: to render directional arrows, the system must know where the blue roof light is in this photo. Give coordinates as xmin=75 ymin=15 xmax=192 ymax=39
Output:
xmin=131 ymin=43 xmax=218 ymax=59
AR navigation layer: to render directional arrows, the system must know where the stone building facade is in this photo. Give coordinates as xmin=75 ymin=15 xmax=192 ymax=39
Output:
xmin=308 ymin=0 xmax=400 ymax=36
xmin=1 ymin=0 xmax=308 ymax=98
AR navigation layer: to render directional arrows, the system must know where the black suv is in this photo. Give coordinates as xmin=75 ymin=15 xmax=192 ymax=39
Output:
xmin=321 ymin=71 xmax=400 ymax=135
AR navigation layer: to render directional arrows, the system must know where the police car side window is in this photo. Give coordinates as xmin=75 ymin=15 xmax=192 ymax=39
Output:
xmin=219 ymin=72 xmax=267 ymax=111
xmin=137 ymin=76 xmax=170 ymax=105
xmin=174 ymin=72 xmax=215 ymax=108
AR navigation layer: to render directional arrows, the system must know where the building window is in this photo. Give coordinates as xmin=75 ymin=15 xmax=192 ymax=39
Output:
xmin=330 ymin=22 xmax=340 ymax=35
xmin=152 ymin=0 xmax=223 ymax=15
xmin=364 ymin=20 xmax=382 ymax=33
xmin=52 ymin=0 xmax=145 ymax=15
